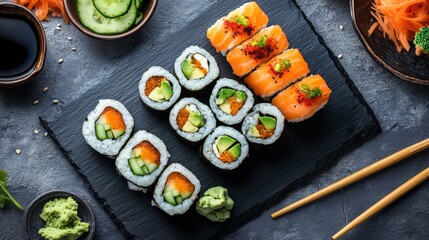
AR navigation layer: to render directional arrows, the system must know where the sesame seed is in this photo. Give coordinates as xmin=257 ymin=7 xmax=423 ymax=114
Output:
xmin=56 ymin=26 xmax=61 ymax=31
xmin=338 ymin=54 xmax=343 ymax=59
xmin=44 ymin=132 xmax=48 ymax=137
xmin=34 ymin=129 xmax=39 ymax=135
xmin=33 ymin=100 xmax=39 ymax=105
xmin=53 ymin=99 xmax=59 ymax=104
xmin=58 ymin=58 xmax=64 ymax=64
xmin=15 ymin=149 xmax=21 ymax=155
xmin=340 ymin=25 xmax=344 ymax=30
xmin=57 ymin=23 xmax=61 ymax=27
xmin=43 ymin=86 xmax=49 ymax=92
xmin=67 ymin=37 xmax=72 ymax=41
xmin=71 ymin=48 xmax=76 ymax=51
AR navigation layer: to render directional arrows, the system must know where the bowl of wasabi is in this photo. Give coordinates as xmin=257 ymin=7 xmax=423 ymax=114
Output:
xmin=23 ymin=191 xmax=96 ymax=240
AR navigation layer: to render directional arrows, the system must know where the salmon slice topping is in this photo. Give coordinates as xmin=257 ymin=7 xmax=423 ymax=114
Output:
xmin=243 ymin=35 xmax=277 ymax=60
xmin=296 ymin=84 xmax=322 ymax=106
xmin=224 ymin=15 xmax=254 ymax=37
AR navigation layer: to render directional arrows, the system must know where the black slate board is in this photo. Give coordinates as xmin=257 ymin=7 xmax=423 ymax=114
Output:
xmin=41 ymin=0 xmax=380 ymax=239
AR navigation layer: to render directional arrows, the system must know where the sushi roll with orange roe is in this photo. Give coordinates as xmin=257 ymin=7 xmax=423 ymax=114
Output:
xmin=207 ymin=1 xmax=269 ymax=56
xmin=152 ymin=163 xmax=200 ymax=215
xmin=116 ymin=130 xmax=169 ymax=192
xmin=82 ymin=99 xmax=134 ymax=158
xmin=271 ymin=75 xmax=332 ymax=122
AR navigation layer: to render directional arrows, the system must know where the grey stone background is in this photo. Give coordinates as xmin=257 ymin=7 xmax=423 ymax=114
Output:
xmin=1 ymin=0 xmax=428 ymax=239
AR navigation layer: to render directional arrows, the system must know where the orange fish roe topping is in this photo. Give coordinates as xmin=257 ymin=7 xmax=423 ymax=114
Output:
xmin=191 ymin=56 xmax=209 ymax=75
xmin=166 ymin=172 xmax=195 ymax=193
xmin=243 ymin=36 xmax=277 ymax=60
xmin=176 ymin=108 xmax=190 ymax=129
xmin=255 ymin=123 xmax=274 ymax=139
xmin=228 ymin=97 xmax=245 ymax=116
xmin=219 ymin=151 xmax=237 ymax=163
xmin=224 ymin=15 xmax=254 ymax=37
xmin=100 ymin=107 xmax=125 ymax=130
xmin=134 ymin=141 xmax=160 ymax=165
xmin=145 ymin=76 xmax=165 ymax=96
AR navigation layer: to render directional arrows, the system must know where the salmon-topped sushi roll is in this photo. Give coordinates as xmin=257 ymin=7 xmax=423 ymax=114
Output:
xmin=207 ymin=1 xmax=269 ymax=56
xmin=244 ymin=49 xmax=310 ymax=99
xmin=226 ymin=25 xmax=289 ymax=77
xmin=272 ymin=75 xmax=332 ymax=122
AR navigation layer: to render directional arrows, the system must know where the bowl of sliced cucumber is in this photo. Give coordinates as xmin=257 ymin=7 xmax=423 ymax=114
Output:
xmin=64 ymin=0 xmax=157 ymax=40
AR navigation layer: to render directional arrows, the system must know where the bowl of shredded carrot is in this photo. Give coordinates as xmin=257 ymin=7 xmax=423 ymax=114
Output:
xmin=351 ymin=0 xmax=429 ymax=85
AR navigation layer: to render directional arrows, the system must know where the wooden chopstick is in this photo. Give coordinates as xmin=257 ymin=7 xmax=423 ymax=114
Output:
xmin=332 ymin=166 xmax=429 ymax=239
xmin=271 ymin=138 xmax=429 ymax=219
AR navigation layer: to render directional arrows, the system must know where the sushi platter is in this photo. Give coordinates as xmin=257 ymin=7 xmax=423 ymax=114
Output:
xmin=41 ymin=0 xmax=379 ymax=239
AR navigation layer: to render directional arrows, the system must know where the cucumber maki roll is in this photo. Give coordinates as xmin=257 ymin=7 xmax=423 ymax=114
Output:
xmin=209 ymin=78 xmax=254 ymax=125
xmin=116 ymin=130 xmax=170 ymax=192
xmin=82 ymin=99 xmax=134 ymax=158
xmin=169 ymin=97 xmax=216 ymax=143
xmin=152 ymin=163 xmax=201 ymax=216
xmin=241 ymin=103 xmax=284 ymax=145
xmin=139 ymin=66 xmax=182 ymax=111
xmin=174 ymin=46 xmax=219 ymax=91
xmin=202 ymin=126 xmax=249 ymax=170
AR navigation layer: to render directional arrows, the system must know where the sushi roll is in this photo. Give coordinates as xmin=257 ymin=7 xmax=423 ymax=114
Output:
xmin=202 ymin=126 xmax=249 ymax=170
xmin=272 ymin=75 xmax=332 ymax=122
xmin=244 ymin=49 xmax=310 ymax=99
xmin=115 ymin=130 xmax=169 ymax=192
xmin=174 ymin=46 xmax=219 ymax=91
xmin=138 ymin=66 xmax=181 ymax=111
xmin=207 ymin=1 xmax=269 ymax=56
xmin=241 ymin=103 xmax=284 ymax=145
xmin=169 ymin=97 xmax=216 ymax=143
xmin=82 ymin=99 xmax=134 ymax=158
xmin=209 ymin=78 xmax=254 ymax=125
xmin=152 ymin=163 xmax=201 ymax=216
xmin=226 ymin=25 xmax=289 ymax=77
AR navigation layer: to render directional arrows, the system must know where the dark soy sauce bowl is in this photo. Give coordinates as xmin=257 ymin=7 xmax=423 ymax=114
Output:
xmin=23 ymin=191 xmax=96 ymax=240
xmin=0 ymin=2 xmax=46 ymax=88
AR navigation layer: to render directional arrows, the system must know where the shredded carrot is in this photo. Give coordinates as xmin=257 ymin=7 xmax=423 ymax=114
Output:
xmin=14 ymin=0 xmax=69 ymax=23
xmin=368 ymin=0 xmax=429 ymax=52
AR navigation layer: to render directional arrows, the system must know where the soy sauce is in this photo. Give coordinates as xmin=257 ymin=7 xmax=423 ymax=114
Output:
xmin=0 ymin=16 xmax=39 ymax=79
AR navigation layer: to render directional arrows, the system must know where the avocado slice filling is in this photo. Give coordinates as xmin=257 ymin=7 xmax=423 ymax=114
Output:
xmin=213 ymin=135 xmax=241 ymax=163
xmin=215 ymin=88 xmax=247 ymax=115
xmin=248 ymin=115 xmax=276 ymax=139
xmin=181 ymin=53 xmax=209 ymax=80
xmin=177 ymin=104 xmax=205 ymax=133
xmin=145 ymin=76 xmax=173 ymax=102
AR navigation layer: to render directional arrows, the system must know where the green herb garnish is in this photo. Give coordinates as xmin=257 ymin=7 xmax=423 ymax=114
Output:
xmin=0 ymin=169 xmax=23 ymax=209
xmin=233 ymin=15 xmax=249 ymax=26
xmin=252 ymin=35 xmax=267 ymax=47
xmin=414 ymin=26 xmax=429 ymax=55
xmin=299 ymin=84 xmax=322 ymax=98
xmin=274 ymin=59 xmax=291 ymax=72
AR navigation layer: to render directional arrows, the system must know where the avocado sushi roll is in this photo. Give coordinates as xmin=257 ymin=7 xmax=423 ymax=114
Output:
xmin=174 ymin=46 xmax=219 ymax=91
xmin=82 ymin=99 xmax=134 ymax=158
xmin=169 ymin=97 xmax=216 ymax=143
xmin=116 ymin=130 xmax=169 ymax=192
xmin=209 ymin=78 xmax=254 ymax=125
xmin=202 ymin=126 xmax=249 ymax=170
xmin=152 ymin=163 xmax=201 ymax=216
xmin=139 ymin=66 xmax=182 ymax=111
xmin=241 ymin=103 xmax=284 ymax=145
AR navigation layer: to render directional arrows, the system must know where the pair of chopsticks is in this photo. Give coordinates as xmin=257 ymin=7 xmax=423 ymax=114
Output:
xmin=271 ymin=138 xmax=429 ymax=239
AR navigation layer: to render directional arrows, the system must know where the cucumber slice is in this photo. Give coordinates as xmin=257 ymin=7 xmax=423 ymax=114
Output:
xmin=95 ymin=124 xmax=107 ymax=140
xmin=171 ymin=189 xmax=180 ymax=197
xmin=181 ymin=191 xmax=192 ymax=199
xmin=146 ymin=163 xmax=158 ymax=173
xmin=175 ymin=196 xmax=183 ymax=205
xmin=93 ymin=0 xmax=132 ymax=18
xmin=135 ymin=158 xmax=145 ymax=167
xmin=106 ymin=130 xmax=114 ymax=139
xmin=77 ymin=0 xmax=137 ymax=35
xmin=134 ymin=12 xmax=143 ymax=25
xmin=128 ymin=158 xmax=145 ymax=176
xmin=141 ymin=165 xmax=149 ymax=175
xmin=104 ymin=124 xmax=111 ymax=130
xmin=163 ymin=191 xmax=176 ymax=206
xmin=112 ymin=129 xmax=125 ymax=139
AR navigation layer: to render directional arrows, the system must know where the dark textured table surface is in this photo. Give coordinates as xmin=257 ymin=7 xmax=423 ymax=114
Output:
xmin=1 ymin=0 xmax=428 ymax=239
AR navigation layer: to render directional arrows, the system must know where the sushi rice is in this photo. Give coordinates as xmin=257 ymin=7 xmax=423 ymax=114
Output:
xmin=174 ymin=46 xmax=219 ymax=91
xmin=116 ymin=130 xmax=170 ymax=192
xmin=82 ymin=99 xmax=134 ymax=158
xmin=152 ymin=163 xmax=201 ymax=216
xmin=209 ymin=78 xmax=254 ymax=125
xmin=139 ymin=66 xmax=182 ymax=111
xmin=202 ymin=126 xmax=249 ymax=170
